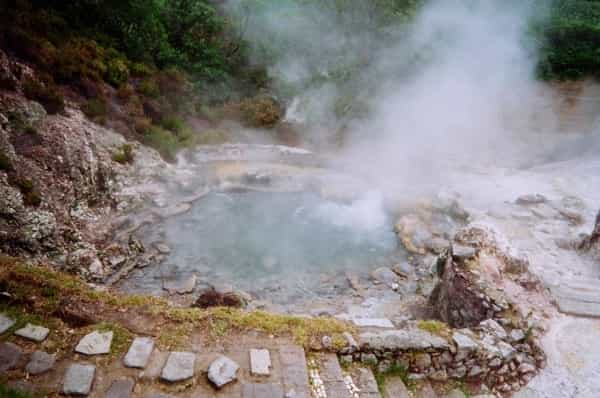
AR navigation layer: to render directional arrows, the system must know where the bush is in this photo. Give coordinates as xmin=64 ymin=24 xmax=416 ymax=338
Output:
xmin=240 ymin=96 xmax=282 ymax=128
xmin=22 ymin=76 xmax=65 ymax=115
xmin=159 ymin=115 xmax=184 ymax=133
xmin=142 ymin=125 xmax=180 ymax=161
xmin=138 ymin=78 xmax=160 ymax=98
xmin=105 ymin=58 xmax=130 ymax=86
xmin=133 ymin=117 xmax=152 ymax=134
xmin=117 ymin=84 xmax=135 ymax=101
xmin=112 ymin=143 xmax=134 ymax=164
xmin=0 ymin=151 xmax=13 ymax=171
xmin=81 ymin=97 xmax=108 ymax=122
xmin=129 ymin=62 xmax=154 ymax=77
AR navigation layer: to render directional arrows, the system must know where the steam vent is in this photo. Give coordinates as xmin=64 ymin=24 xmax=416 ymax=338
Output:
xmin=1 ymin=1 xmax=600 ymax=397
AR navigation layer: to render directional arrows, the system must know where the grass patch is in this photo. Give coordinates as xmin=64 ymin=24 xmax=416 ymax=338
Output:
xmin=111 ymin=143 xmax=134 ymax=164
xmin=89 ymin=321 xmax=133 ymax=357
xmin=0 ymin=384 xmax=37 ymax=398
xmin=417 ymin=320 xmax=451 ymax=338
xmin=374 ymin=363 xmax=413 ymax=394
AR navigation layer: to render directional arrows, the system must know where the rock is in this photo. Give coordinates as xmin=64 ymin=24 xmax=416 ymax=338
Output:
xmin=161 ymin=352 xmax=195 ymax=382
xmin=452 ymin=244 xmax=476 ymax=260
xmin=479 ymin=319 xmax=507 ymax=340
xmin=359 ymin=328 xmax=451 ymax=351
xmin=15 ymin=323 xmax=49 ymax=342
xmin=139 ymin=349 xmax=168 ymax=380
xmin=25 ymin=351 xmax=55 ymax=375
xmin=518 ymin=363 xmax=536 ymax=374
xmin=144 ymin=394 xmax=174 ymax=398
xmin=516 ymin=194 xmax=547 ymax=205
xmin=468 ymin=365 xmax=486 ymax=377
xmin=123 ymin=337 xmax=154 ymax=369
xmin=0 ymin=313 xmax=15 ymax=334
xmin=0 ymin=342 xmax=21 ymax=373
xmin=392 ymin=262 xmax=412 ymax=277
xmin=163 ymin=275 xmax=197 ymax=294
xmin=343 ymin=331 xmax=358 ymax=352
xmin=414 ymin=353 xmax=431 ymax=369
xmin=62 ymin=363 xmax=96 ymax=396
xmin=445 ymin=388 xmax=467 ymax=398
xmin=498 ymin=341 xmax=515 ymax=359
xmin=382 ymin=376 xmax=410 ymax=398
xmin=250 ymin=349 xmax=271 ymax=376
xmin=429 ymin=369 xmax=448 ymax=382
xmin=361 ymin=353 xmax=378 ymax=365
xmin=510 ymin=329 xmax=526 ymax=342
xmin=453 ymin=331 xmax=479 ymax=352
xmin=339 ymin=316 xmax=394 ymax=328
xmin=75 ymin=331 xmax=113 ymax=355
xmin=208 ymin=355 xmax=239 ymax=388
xmin=66 ymin=248 xmax=106 ymax=281
xmin=416 ymin=381 xmax=438 ymax=398
xmin=153 ymin=242 xmax=171 ymax=254
xmin=105 ymin=378 xmax=135 ymax=398
xmin=371 ymin=267 xmax=398 ymax=288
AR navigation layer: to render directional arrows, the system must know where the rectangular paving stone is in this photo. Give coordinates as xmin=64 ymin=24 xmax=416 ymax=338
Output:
xmin=250 ymin=348 xmax=271 ymax=376
xmin=0 ymin=314 xmax=15 ymax=334
xmin=124 ymin=337 xmax=154 ymax=369
xmin=75 ymin=331 xmax=113 ymax=355
xmin=26 ymin=351 xmax=55 ymax=375
xmin=161 ymin=352 xmax=195 ymax=382
xmin=15 ymin=323 xmax=50 ymax=342
xmin=63 ymin=363 xmax=96 ymax=396
xmin=279 ymin=345 xmax=310 ymax=398
xmin=352 ymin=368 xmax=381 ymax=398
xmin=106 ymin=378 xmax=135 ymax=398
xmin=242 ymin=382 xmax=284 ymax=398
xmin=318 ymin=353 xmax=351 ymax=398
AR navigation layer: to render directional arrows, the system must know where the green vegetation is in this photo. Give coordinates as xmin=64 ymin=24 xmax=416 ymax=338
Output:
xmin=0 ymin=151 xmax=12 ymax=171
xmin=374 ymin=363 xmax=413 ymax=394
xmin=0 ymin=384 xmax=36 ymax=398
xmin=81 ymin=97 xmax=108 ymax=122
xmin=111 ymin=143 xmax=134 ymax=164
xmin=417 ymin=319 xmax=451 ymax=338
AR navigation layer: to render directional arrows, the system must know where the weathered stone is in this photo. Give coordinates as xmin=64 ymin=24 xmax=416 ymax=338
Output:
xmin=242 ymin=382 xmax=284 ymax=398
xmin=75 ymin=331 xmax=113 ymax=355
xmin=414 ymin=353 xmax=431 ymax=369
xmin=479 ymin=319 xmax=508 ymax=340
xmin=371 ymin=267 xmax=398 ymax=288
xmin=0 ymin=314 xmax=15 ymax=334
xmin=62 ymin=363 xmax=96 ymax=396
xmin=516 ymin=194 xmax=547 ymax=205
xmin=15 ymin=323 xmax=49 ymax=342
xmin=279 ymin=345 xmax=310 ymax=398
xmin=105 ymin=378 xmax=135 ymax=398
xmin=518 ymin=363 xmax=536 ymax=374
xmin=343 ymin=332 xmax=358 ymax=352
xmin=321 ymin=335 xmax=333 ymax=350
xmin=452 ymin=244 xmax=476 ymax=260
xmin=208 ymin=355 xmax=239 ymax=388
xmin=123 ymin=337 xmax=154 ymax=368
xmin=468 ymin=365 xmax=486 ymax=377
xmin=161 ymin=352 xmax=195 ymax=382
xmin=360 ymin=329 xmax=451 ymax=351
xmin=488 ymin=358 xmax=502 ymax=368
xmin=445 ymin=388 xmax=467 ymax=398
xmin=453 ymin=331 xmax=479 ymax=352
xmin=510 ymin=329 xmax=526 ymax=342
xmin=498 ymin=341 xmax=516 ymax=359
xmin=250 ymin=348 xmax=271 ymax=376
xmin=449 ymin=366 xmax=467 ymax=378
xmin=392 ymin=263 xmax=412 ymax=277
xmin=0 ymin=342 xmax=21 ymax=373
xmin=346 ymin=317 xmax=394 ymax=328
xmin=429 ymin=369 xmax=448 ymax=381
xmin=416 ymin=381 xmax=437 ymax=398
xmin=25 ymin=351 xmax=55 ymax=375
xmin=163 ymin=275 xmax=197 ymax=294
xmin=382 ymin=376 xmax=410 ymax=398
xmin=153 ymin=242 xmax=171 ymax=254
xmin=140 ymin=349 xmax=169 ymax=380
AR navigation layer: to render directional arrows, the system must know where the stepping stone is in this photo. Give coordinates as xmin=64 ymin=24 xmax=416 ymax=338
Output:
xmin=63 ymin=363 xmax=96 ymax=396
xmin=0 ymin=314 xmax=15 ymax=334
xmin=106 ymin=378 xmax=135 ymax=398
xmin=279 ymin=345 xmax=310 ymax=398
xmin=317 ymin=353 xmax=352 ymax=398
xmin=250 ymin=348 xmax=271 ymax=376
xmin=124 ymin=337 xmax=154 ymax=368
xmin=15 ymin=323 xmax=50 ymax=342
xmin=352 ymin=367 xmax=381 ymax=398
xmin=382 ymin=376 xmax=410 ymax=398
xmin=208 ymin=355 xmax=239 ymax=388
xmin=25 ymin=351 xmax=55 ymax=375
xmin=75 ymin=331 xmax=113 ymax=355
xmin=140 ymin=349 xmax=168 ymax=380
xmin=242 ymin=382 xmax=284 ymax=398
xmin=0 ymin=342 xmax=22 ymax=373
xmin=161 ymin=352 xmax=195 ymax=382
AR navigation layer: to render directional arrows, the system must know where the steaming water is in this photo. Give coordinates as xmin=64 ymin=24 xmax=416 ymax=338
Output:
xmin=120 ymin=191 xmax=400 ymax=304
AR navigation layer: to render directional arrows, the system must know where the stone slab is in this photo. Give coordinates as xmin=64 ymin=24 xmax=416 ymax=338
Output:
xmin=208 ymin=355 xmax=239 ymax=388
xmin=161 ymin=352 xmax=195 ymax=382
xmin=0 ymin=314 xmax=15 ymax=334
xmin=140 ymin=349 xmax=168 ymax=380
xmin=250 ymin=348 xmax=271 ymax=376
xmin=63 ymin=363 xmax=96 ymax=396
xmin=318 ymin=354 xmax=351 ymax=398
xmin=382 ymin=376 xmax=410 ymax=398
xmin=15 ymin=323 xmax=49 ymax=342
xmin=124 ymin=337 xmax=154 ymax=368
xmin=0 ymin=342 xmax=22 ymax=373
xmin=337 ymin=316 xmax=394 ymax=328
xmin=26 ymin=351 xmax=55 ymax=375
xmin=105 ymin=378 xmax=135 ymax=398
xmin=279 ymin=345 xmax=310 ymax=398
xmin=75 ymin=331 xmax=113 ymax=355
xmin=359 ymin=329 xmax=451 ymax=351
xmin=353 ymin=367 xmax=381 ymax=398
xmin=242 ymin=383 xmax=284 ymax=398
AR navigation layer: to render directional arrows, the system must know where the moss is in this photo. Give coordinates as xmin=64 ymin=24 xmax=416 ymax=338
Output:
xmin=0 ymin=151 xmax=13 ymax=171
xmin=105 ymin=58 xmax=129 ymax=87
xmin=417 ymin=320 xmax=451 ymax=337
xmin=159 ymin=115 xmax=184 ymax=133
xmin=22 ymin=77 xmax=64 ymax=115
xmin=111 ymin=143 xmax=134 ymax=164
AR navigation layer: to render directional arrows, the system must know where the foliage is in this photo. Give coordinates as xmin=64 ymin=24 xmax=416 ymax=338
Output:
xmin=0 ymin=151 xmax=13 ymax=171
xmin=142 ymin=125 xmax=181 ymax=161
xmin=22 ymin=76 xmax=65 ymax=115
xmin=0 ymin=384 xmax=36 ymax=398
xmin=81 ymin=97 xmax=108 ymax=122
xmin=240 ymin=95 xmax=282 ymax=128
xmin=111 ymin=143 xmax=134 ymax=164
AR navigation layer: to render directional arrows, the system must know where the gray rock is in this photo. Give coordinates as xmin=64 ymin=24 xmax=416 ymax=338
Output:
xmin=250 ymin=348 xmax=271 ymax=376
xmin=144 ymin=394 xmax=174 ymax=398
xmin=429 ymin=369 xmax=448 ymax=382
xmin=153 ymin=242 xmax=171 ymax=254
xmin=479 ymin=319 xmax=507 ymax=340
xmin=321 ymin=335 xmax=333 ymax=350
xmin=105 ymin=378 xmax=135 ymax=398
xmin=0 ymin=314 xmax=15 ymax=334
xmin=510 ymin=329 xmax=526 ymax=342
xmin=392 ymin=263 xmax=412 ymax=277
xmin=360 ymin=329 xmax=451 ymax=351
xmin=343 ymin=332 xmax=358 ymax=352
xmin=62 ymin=363 xmax=96 ymax=396
xmin=498 ymin=341 xmax=516 ymax=359
xmin=382 ymin=376 xmax=410 ymax=398
xmin=208 ymin=355 xmax=239 ymax=388
xmin=0 ymin=342 xmax=21 ymax=373
xmin=75 ymin=331 xmax=113 ymax=355
xmin=371 ymin=267 xmax=398 ymax=288
xmin=163 ymin=275 xmax=197 ymax=294
xmin=445 ymin=388 xmax=467 ymax=398
xmin=15 ymin=323 xmax=50 ymax=342
xmin=341 ymin=316 xmax=394 ymax=328
xmin=161 ymin=352 xmax=195 ymax=382
xmin=518 ymin=363 xmax=536 ymax=374
xmin=123 ymin=337 xmax=154 ymax=369
xmin=25 ymin=351 xmax=55 ymax=375
xmin=453 ymin=331 xmax=479 ymax=352
xmin=452 ymin=244 xmax=477 ymax=260
xmin=414 ymin=353 xmax=431 ymax=369
xmin=468 ymin=365 xmax=486 ymax=377
xmin=139 ymin=349 xmax=169 ymax=380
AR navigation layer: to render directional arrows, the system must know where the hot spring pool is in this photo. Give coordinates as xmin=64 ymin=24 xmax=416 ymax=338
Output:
xmin=119 ymin=190 xmax=401 ymax=304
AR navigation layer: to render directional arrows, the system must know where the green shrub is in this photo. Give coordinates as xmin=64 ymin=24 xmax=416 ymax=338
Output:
xmin=240 ymin=96 xmax=282 ymax=128
xmin=142 ymin=125 xmax=180 ymax=161
xmin=82 ymin=98 xmax=108 ymax=122
xmin=129 ymin=62 xmax=153 ymax=77
xmin=112 ymin=143 xmax=134 ymax=164
xmin=105 ymin=58 xmax=129 ymax=87
xmin=159 ymin=115 xmax=184 ymax=133
xmin=138 ymin=78 xmax=160 ymax=98
xmin=0 ymin=151 xmax=13 ymax=172
xmin=22 ymin=77 xmax=65 ymax=115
